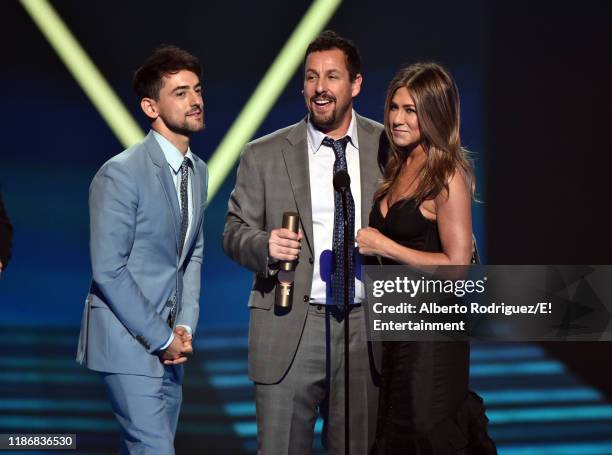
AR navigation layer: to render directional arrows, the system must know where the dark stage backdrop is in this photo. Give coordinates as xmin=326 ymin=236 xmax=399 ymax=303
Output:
xmin=1 ymin=1 xmax=612 ymax=451
xmin=0 ymin=0 xmax=486 ymax=330
xmin=484 ymin=1 xmax=612 ymax=400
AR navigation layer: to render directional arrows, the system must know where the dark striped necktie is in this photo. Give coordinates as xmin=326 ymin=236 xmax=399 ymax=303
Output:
xmin=179 ymin=157 xmax=191 ymax=256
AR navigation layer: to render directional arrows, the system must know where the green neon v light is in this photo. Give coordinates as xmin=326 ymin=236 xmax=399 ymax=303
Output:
xmin=206 ymin=0 xmax=342 ymax=198
xmin=21 ymin=0 xmax=341 ymax=200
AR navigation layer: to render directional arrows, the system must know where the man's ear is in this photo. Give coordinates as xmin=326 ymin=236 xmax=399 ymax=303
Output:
xmin=140 ymin=97 xmax=158 ymax=120
xmin=351 ymin=73 xmax=363 ymax=98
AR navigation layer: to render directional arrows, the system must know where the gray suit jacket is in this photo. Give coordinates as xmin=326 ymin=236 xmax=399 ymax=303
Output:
xmin=223 ymin=114 xmax=383 ymax=384
xmin=77 ymin=131 xmax=208 ymax=377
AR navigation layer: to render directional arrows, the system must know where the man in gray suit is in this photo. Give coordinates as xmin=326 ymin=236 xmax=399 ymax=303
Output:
xmin=223 ymin=31 xmax=382 ymax=454
xmin=77 ymin=46 xmax=208 ymax=454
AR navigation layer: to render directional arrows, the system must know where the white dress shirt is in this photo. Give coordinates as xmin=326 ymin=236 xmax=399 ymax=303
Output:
xmin=152 ymin=130 xmax=193 ymax=348
xmin=306 ymin=111 xmax=365 ymax=304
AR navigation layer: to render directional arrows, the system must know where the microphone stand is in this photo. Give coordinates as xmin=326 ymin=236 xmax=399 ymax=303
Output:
xmin=339 ymin=185 xmax=351 ymax=455
xmin=334 ymin=169 xmax=352 ymax=455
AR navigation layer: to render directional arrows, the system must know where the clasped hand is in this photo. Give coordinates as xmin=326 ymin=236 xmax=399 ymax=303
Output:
xmin=269 ymin=228 xmax=303 ymax=262
xmin=160 ymin=326 xmax=193 ymax=365
xmin=356 ymin=227 xmax=387 ymax=256
xmin=269 ymin=226 xmax=386 ymax=259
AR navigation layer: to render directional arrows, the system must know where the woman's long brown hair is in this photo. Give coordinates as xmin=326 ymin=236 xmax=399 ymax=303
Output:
xmin=375 ymin=63 xmax=475 ymax=205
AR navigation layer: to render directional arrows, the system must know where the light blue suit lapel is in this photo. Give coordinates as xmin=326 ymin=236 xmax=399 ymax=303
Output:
xmin=146 ymin=132 xmax=181 ymax=252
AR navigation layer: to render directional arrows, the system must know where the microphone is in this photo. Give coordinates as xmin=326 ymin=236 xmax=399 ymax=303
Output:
xmin=333 ymin=170 xmax=351 ymax=193
xmin=275 ymin=212 xmax=300 ymax=309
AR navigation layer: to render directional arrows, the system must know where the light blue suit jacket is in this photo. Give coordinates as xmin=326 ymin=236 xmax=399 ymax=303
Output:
xmin=77 ymin=131 xmax=208 ymax=377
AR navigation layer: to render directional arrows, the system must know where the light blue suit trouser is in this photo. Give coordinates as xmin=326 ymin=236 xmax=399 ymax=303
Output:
xmin=101 ymin=365 xmax=183 ymax=454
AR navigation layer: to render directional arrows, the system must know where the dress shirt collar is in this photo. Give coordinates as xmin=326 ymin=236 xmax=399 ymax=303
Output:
xmin=152 ymin=130 xmax=194 ymax=174
xmin=306 ymin=109 xmax=359 ymax=154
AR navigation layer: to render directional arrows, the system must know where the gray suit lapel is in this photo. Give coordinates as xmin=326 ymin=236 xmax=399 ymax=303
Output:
xmin=178 ymin=158 xmax=202 ymax=267
xmin=282 ymin=119 xmax=314 ymax=257
xmin=356 ymin=115 xmax=381 ymax=227
xmin=146 ymin=132 xmax=181 ymax=251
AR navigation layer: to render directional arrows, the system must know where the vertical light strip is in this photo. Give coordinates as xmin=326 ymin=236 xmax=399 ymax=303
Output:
xmin=20 ymin=0 xmax=144 ymax=148
xmin=206 ymin=0 xmax=342 ymax=198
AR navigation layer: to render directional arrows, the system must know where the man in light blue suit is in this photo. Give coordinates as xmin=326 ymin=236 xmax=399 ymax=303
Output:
xmin=77 ymin=46 xmax=208 ymax=454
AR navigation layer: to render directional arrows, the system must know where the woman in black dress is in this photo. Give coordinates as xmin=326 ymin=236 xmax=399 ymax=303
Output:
xmin=356 ymin=63 xmax=497 ymax=454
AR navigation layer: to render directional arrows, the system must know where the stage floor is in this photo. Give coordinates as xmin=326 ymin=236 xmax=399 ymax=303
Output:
xmin=1 ymin=326 xmax=612 ymax=454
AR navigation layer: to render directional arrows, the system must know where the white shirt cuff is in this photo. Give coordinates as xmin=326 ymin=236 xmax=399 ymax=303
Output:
xmin=176 ymin=324 xmax=192 ymax=336
xmin=160 ymin=332 xmax=174 ymax=350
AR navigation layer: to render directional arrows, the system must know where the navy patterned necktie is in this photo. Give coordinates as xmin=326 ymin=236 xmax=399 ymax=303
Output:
xmin=322 ymin=136 xmax=355 ymax=310
xmin=179 ymin=157 xmax=191 ymax=256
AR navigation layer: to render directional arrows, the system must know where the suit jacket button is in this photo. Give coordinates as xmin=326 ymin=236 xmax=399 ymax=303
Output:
xmin=308 ymin=257 xmax=313 ymax=264
xmin=303 ymin=295 xmax=310 ymax=302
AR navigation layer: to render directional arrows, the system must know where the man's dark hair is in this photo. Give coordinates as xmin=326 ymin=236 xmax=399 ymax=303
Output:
xmin=305 ymin=30 xmax=362 ymax=81
xmin=133 ymin=45 xmax=201 ymax=100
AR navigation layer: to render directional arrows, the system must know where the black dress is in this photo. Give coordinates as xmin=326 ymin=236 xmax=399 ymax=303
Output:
xmin=369 ymin=199 xmax=497 ymax=455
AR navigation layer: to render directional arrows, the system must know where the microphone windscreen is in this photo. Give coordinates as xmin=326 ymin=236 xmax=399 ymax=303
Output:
xmin=333 ymin=170 xmax=351 ymax=192
xmin=277 ymin=270 xmax=295 ymax=285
